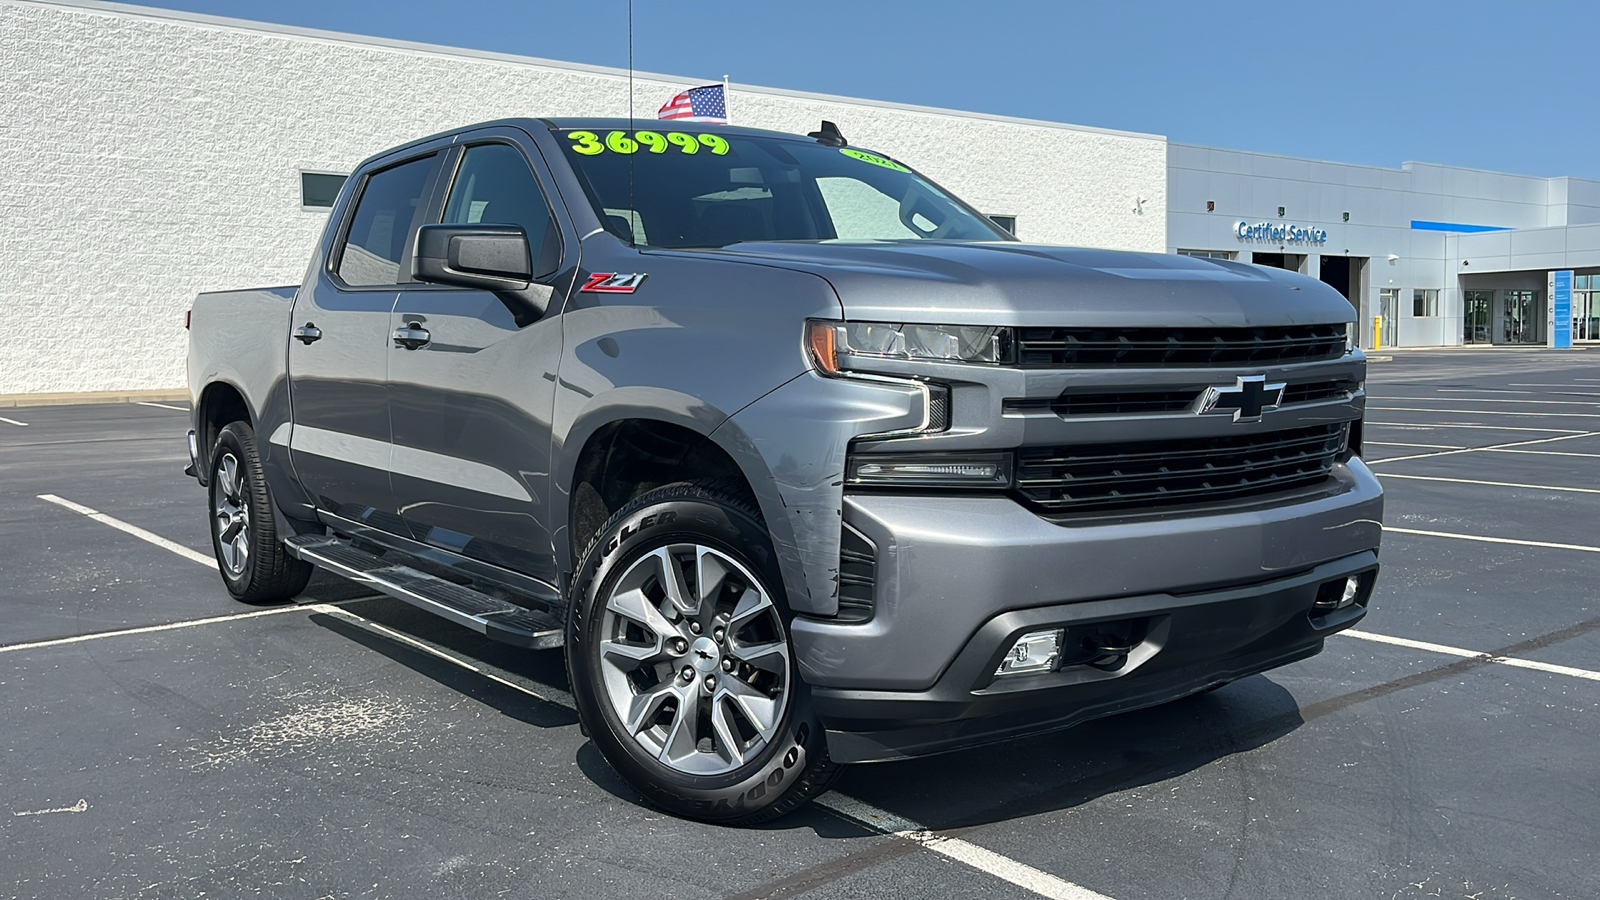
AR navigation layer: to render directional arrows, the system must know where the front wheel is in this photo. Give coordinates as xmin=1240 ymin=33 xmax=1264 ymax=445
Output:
xmin=566 ymin=481 xmax=841 ymax=824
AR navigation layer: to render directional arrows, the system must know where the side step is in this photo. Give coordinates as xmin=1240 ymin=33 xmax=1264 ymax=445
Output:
xmin=285 ymin=535 xmax=564 ymax=650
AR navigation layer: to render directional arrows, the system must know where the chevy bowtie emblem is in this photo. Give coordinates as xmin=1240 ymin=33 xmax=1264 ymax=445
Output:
xmin=1197 ymin=375 xmax=1286 ymax=422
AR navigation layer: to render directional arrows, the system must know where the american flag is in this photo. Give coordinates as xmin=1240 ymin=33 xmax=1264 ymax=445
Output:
xmin=657 ymin=83 xmax=728 ymax=123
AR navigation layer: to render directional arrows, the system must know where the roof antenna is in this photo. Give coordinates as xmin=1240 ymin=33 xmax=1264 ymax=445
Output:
xmin=627 ymin=0 xmax=636 ymax=247
xmin=808 ymin=121 xmax=847 ymax=147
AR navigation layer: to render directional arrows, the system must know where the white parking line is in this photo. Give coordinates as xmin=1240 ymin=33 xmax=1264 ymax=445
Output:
xmin=1365 ymin=441 xmax=1464 ymax=449
xmin=1510 ymin=383 xmax=1600 ymax=389
xmin=1366 ymin=430 xmax=1600 ymax=464
xmin=0 ymin=604 xmax=339 ymax=655
xmin=38 ymin=494 xmax=215 ymax=567
xmin=1374 ymin=473 xmax=1600 ymax=495
xmin=0 ymin=416 xmax=27 ymax=426
xmin=1376 ymin=396 xmax=1600 ymax=406
xmin=1488 ymin=448 xmax=1600 ymax=459
xmin=1368 ymin=422 xmax=1583 ymax=433
xmin=1371 ymin=406 xmax=1600 ymax=419
xmin=134 ymin=401 xmax=189 ymax=412
xmin=818 ymin=795 xmax=1115 ymax=900
xmin=1340 ymin=630 xmax=1600 ymax=683
xmin=1383 ymin=525 xmax=1600 ymax=554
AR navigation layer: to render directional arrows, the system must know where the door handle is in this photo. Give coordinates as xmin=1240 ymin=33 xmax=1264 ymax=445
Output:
xmin=293 ymin=323 xmax=322 ymax=345
xmin=392 ymin=323 xmax=431 ymax=350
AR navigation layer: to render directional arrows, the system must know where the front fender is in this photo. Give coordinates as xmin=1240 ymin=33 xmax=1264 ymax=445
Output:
xmin=715 ymin=371 xmax=926 ymax=616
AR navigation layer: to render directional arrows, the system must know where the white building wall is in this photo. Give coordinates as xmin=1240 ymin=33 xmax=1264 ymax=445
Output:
xmin=0 ymin=0 xmax=1167 ymax=396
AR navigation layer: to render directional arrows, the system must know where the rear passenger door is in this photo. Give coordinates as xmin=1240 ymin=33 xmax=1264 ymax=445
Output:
xmin=288 ymin=151 xmax=441 ymax=531
xmin=386 ymin=133 xmax=578 ymax=583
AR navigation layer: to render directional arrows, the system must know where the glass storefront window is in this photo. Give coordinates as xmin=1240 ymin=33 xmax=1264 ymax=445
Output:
xmin=1411 ymin=289 xmax=1439 ymax=317
xmin=1502 ymin=289 xmax=1540 ymax=344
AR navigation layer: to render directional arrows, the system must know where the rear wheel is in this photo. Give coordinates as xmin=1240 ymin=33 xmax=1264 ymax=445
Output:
xmin=567 ymin=481 xmax=841 ymax=824
xmin=208 ymin=421 xmax=312 ymax=604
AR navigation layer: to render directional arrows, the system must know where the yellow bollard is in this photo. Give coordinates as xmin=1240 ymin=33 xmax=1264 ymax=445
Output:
xmin=1372 ymin=315 xmax=1382 ymax=349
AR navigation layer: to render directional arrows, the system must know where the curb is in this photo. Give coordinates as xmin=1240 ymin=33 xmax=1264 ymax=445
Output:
xmin=0 ymin=390 xmax=189 ymax=409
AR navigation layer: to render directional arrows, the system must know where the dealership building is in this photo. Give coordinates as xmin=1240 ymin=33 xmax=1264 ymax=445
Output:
xmin=1 ymin=0 xmax=1595 ymax=399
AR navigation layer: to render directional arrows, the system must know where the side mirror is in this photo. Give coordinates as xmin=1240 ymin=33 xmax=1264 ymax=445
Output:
xmin=412 ymin=224 xmax=550 ymax=322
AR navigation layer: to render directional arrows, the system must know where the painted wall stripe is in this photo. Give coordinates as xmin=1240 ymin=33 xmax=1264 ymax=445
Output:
xmin=39 ymin=494 xmax=216 ymax=566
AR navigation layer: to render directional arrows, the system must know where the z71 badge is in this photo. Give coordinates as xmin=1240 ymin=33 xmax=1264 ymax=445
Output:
xmin=581 ymin=272 xmax=648 ymax=293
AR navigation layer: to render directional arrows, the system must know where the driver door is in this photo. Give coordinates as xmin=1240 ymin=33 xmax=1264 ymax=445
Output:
xmin=385 ymin=133 xmax=578 ymax=583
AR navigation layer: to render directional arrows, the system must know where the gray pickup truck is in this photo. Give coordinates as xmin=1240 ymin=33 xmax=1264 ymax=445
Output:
xmin=186 ymin=117 xmax=1382 ymax=823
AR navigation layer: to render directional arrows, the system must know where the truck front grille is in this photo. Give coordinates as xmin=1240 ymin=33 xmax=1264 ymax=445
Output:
xmin=1015 ymin=324 xmax=1347 ymax=368
xmin=1015 ymin=423 xmax=1348 ymax=513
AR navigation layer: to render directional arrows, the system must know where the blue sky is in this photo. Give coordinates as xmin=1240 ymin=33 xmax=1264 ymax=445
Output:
xmin=138 ymin=0 xmax=1599 ymax=179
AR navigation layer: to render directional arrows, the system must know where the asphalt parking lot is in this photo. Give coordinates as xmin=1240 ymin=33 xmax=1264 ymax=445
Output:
xmin=3 ymin=350 xmax=1598 ymax=900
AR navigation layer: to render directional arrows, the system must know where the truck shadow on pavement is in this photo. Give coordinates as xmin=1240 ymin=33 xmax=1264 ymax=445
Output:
xmin=304 ymin=593 xmax=1305 ymax=834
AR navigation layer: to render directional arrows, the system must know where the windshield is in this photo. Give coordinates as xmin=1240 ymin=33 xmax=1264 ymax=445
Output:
xmin=556 ymin=129 xmax=1011 ymax=249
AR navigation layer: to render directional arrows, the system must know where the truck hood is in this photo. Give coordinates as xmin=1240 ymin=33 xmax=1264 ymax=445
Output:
xmin=668 ymin=241 xmax=1354 ymax=328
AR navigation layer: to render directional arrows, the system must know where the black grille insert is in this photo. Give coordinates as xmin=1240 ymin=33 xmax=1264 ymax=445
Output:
xmin=1015 ymin=324 xmax=1347 ymax=368
xmin=1015 ymin=423 xmax=1348 ymax=513
xmin=837 ymin=525 xmax=877 ymax=623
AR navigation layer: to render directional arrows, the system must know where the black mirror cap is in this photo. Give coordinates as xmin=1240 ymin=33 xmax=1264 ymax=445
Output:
xmin=414 ymin=224 xmax=533 ymax=289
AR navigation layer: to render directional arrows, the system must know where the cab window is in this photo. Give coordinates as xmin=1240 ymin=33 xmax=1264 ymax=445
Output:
xmin=443 ymin=143 xmax=560 ymax=278
xmin=335 ymin=154 xmax=436 ymax=287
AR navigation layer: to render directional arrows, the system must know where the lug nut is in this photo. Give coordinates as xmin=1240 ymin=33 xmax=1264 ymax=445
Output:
xmin=680 ymin=666 xmax=695 ymax=683
xmin=703 ymin=674 xmax=718 ymax=692
xmin=722 ymin=658 xmax=735 ymax=673
xmin=712 ymin=627 xmax=725 ymax=643
xmin=689 ymin=621 xmax=702 ymax=635
xmin=669 ymin=637 xmax=688 ymax=655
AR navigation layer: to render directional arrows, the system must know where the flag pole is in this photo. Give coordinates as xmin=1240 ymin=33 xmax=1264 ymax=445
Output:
xmin=723 ymin=74 xmax=732 ymax=126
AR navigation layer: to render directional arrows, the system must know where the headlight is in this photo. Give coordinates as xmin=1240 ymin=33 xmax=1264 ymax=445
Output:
xmin=846 ymin=452 xmax=1012 ymax=488
xmin=807 ymin=320 xmax=1011 ymax=374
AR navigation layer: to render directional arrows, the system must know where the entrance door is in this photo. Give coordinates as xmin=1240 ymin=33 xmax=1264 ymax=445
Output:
xmin=1377 ymin=288 xmax=1400 ymax=347
xmin=1463 ymin=290 xmax=1493 ymax=344
xmin=1500 ymin=290 xmax=1541 ymax=344
xmin=1575 ymin=280 xmax=1598 ymax=342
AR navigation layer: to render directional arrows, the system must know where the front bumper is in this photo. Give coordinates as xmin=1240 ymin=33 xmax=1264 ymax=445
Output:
xmin=813 ymin=550 xmax=1376 ymax=763
xmin=786 ymin=458 xmax=1383 ymax=764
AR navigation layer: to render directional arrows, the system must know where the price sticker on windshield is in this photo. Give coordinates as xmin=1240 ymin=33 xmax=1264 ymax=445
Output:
xmin=839 ymin=148 xmax=910 ymax=172
xmin=567 ymin=131 xmax=730 ymax=156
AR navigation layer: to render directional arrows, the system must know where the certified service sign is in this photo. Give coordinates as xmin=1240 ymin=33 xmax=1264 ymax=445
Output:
xmin=1236 ymin=221 xmax=1328 ymax=245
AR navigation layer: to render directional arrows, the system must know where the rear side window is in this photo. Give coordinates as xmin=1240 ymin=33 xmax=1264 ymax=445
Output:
xmin=336 ymin=154 xmax=436 ymax=286
xmin=442 ymin=144 xmax=559 ymax=277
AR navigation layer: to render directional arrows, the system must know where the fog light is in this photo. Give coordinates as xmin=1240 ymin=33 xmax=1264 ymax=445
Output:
xmin=995 ymin=629 xmax=1063 ymax=677
xmin=1313 ymin=575 xmax=1362 ymax=611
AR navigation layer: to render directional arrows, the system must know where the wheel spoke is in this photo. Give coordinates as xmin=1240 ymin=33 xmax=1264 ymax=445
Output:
xmin=696 ymin=547 xmax=731 ymax=607
xmin=720 ymin=677 xmax=781 ymax=741
xmin=219 ymin=515 xmax=244 ymax=543
xmin=727 ymin=586 xmax=773 ymax=632
xmin=605 ymin=585 xmax=677 ymax=640
xmin=623 ymin=683 xmax=677 ymax=735
xmin=600 ymin=636 xmax=665 ymax=671
xmin=731 ymin=639 xmax=788 ymax=675
xmin=219 ymin=456 xmax=239 ymax=502
xmin=232 ymin=531 xmax=250 ymax=569
xmin=657 ymin=681 xmax=702 ymax=765
xmin=654 ymin=547 xmax=699 ymax=618
xmin=709 ymin=697 xmax=748 ymax=768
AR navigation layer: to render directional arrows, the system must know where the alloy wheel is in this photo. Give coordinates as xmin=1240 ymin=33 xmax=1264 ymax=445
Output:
xmin=212 ymin=451 xmax=251 ymax=576
xmin=597 ymin=543 xmax=791 ymax=776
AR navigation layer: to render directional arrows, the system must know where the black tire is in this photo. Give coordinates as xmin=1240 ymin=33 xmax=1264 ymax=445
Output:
xmin=566 ymin=480 xmax=842 ymax=825
xmin=208 ymin=420 xmax=313 ymax=604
